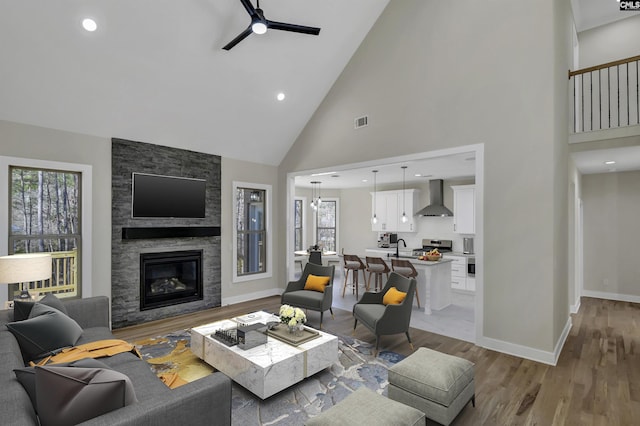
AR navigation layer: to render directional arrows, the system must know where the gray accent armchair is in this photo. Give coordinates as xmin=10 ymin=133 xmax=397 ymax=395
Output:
xmin=353 ymin=272 xmax=416 ymax=355
xmin=281 ymin=262 xmax=335 ymax=328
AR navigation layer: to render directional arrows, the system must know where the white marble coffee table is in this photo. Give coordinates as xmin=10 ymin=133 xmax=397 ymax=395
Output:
xmin=190 ymin=311 xmax=339 ymax=399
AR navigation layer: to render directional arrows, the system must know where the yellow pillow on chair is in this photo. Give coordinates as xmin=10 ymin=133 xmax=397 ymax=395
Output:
xmin=383 ymin=287 xmax=407 ymax=305
xmin=304 ymin=275 xmax=331 ymax=292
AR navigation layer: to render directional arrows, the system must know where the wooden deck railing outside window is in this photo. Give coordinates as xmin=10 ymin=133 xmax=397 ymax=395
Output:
xmin=569 ymin=54 xmax=640 ymax=133
xmin=25 ymin=249 xmax=78 ymax=298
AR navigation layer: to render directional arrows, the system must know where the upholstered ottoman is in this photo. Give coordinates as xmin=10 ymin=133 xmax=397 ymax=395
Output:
xmin=388 ymin=347 xmax=475 ymax=425
xmin=306 ymin=387 xmax=425 ymax=426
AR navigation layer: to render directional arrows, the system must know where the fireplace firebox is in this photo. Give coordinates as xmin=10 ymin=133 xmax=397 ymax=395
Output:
xmin=140 ymin=250 xmax=203 ymax=311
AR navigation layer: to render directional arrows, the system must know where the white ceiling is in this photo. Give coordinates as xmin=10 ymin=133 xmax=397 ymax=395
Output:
xmin=1 ymin=0 xmax=637 ymax=181
xmin=572 ymin=0 xmax=640 ymax=32
xmin=572 ymin=145 xmax=640 ymax=174
xmin=295 ymin=152 xmax=476 ymax=190
xmin=0 ymin=0 xmax=389 ymax=166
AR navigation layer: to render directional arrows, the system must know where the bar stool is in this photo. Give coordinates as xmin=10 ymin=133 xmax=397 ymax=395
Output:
xmin=391 ymin=258 xmax=421 ymax=308
xmin=343 ymin=254 xmax=366 ymax=299
xmin=365 ymin=256 xmax=390 ymax=292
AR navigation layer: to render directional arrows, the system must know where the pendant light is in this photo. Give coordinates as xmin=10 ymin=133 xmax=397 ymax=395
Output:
xmin=310 ymin=181 xmax=321 ymax=211
xmin=401 ymin=166 xmax=408 ymax=223
xmin=371 ymin=170 xmax=378 ymax=224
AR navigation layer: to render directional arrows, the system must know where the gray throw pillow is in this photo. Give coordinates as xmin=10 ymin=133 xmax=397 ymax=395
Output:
xmin=6 ymin=303 xmax=83 ymax=362
xmin=36 ymin=366 xmax=138 ymax=426
xmin=14 ymin=359 xmax=113 ymax=411
xmin=13 ymin=294 xmax=68 ymax=321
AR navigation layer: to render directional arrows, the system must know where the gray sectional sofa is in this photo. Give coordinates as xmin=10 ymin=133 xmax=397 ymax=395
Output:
xmin=0 ymin=296 xmax=232 ymax=426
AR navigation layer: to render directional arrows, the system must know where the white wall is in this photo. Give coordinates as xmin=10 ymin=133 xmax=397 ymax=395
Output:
xmin=578 ymin=15 xmax=640 ymax=68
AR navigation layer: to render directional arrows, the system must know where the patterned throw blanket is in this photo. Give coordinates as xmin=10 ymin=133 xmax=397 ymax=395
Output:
xmin=32 ymin=338 xmax=187 ymax=389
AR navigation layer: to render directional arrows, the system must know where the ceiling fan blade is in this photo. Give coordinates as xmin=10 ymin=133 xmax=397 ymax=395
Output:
xmin=267 ymin=20 xmax=321 ymax=35
xmin=222 ymin=26 xmax=253 ymax=50
xmin=239 ymin=0 xmax=257 ymax=17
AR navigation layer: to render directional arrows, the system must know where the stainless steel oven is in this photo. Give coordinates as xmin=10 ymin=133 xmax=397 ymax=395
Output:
xmin=467 ymin=257 xmax=475 ymax=277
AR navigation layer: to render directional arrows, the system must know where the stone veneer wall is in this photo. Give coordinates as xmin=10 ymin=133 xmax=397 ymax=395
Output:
xmin=111 ymin=138 xmax=221 ymax=328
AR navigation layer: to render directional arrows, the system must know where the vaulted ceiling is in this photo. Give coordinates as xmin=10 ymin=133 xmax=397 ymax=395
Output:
xmin=0 ymin=0 xmax=634 ymax=170
xmin=0 ymin=0 xmax=388 ymax=166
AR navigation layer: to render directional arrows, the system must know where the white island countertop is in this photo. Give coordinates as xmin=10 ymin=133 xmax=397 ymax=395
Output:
xmin=363 ymin=250 xmax=452 ymax=314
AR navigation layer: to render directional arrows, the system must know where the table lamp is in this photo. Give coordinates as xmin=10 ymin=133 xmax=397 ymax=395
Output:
xmin=0 ymin=253 xmax=52 ymax=300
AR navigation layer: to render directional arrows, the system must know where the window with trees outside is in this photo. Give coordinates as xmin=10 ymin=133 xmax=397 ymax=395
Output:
xmin=315 ymin=199 xmax=338 ymax=252
xmin=8 ymin=166 xmax=81 ymax=300
xmin=233 ymin=182 xmax=272 ymax=282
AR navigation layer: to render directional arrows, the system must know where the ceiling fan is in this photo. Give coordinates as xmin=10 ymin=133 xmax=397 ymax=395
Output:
xmin=223 ymin=0 xmax=321 ymax=50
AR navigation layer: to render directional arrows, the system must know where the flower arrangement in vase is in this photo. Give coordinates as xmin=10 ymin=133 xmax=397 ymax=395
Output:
xmin=279 ymin=304 xmax=306 ymax=335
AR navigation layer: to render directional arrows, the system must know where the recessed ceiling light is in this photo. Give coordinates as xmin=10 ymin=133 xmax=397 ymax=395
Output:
xmin=604 ymin=160 xmax=616 ymax=165
xmin=276 ymin=92 xmax=285 ymax=101
xmin=414 ymin=173 xmax=422 ymax=177
xmin=82 ymin=18 xmax=97 ymax=32
xmin=362 ymin=179 xmax=368 ymax=183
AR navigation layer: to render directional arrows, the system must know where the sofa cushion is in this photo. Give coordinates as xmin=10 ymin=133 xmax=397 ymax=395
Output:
xmin=6 ymin=304 xmax=82 ymax=362
xmin=0 ymin=352 xmax=39 ymax=425
xmin=14 ymin=294 xmax=68 ymax=321
xmin=36 ymin=365 xmax=138 ymax=426
xmin=14 ymin=358 xmax=113 ymax=411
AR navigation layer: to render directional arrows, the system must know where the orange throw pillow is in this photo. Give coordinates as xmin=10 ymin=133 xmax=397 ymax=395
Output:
xmin=383 ymin=287 xmax=407 ymax=305
xmin=304 ymin=275 xmax=330 ymax=292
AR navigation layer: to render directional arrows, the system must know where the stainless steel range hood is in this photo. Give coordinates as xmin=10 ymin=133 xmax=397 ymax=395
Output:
xmin=416 ymin=179 xmax=453 ymax=217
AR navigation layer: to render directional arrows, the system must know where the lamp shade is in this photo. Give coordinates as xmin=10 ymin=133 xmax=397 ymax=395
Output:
xmin=0 ymin=253 xmax=52 ymax=284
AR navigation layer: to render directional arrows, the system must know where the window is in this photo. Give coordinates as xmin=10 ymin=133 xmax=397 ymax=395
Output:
xmin=233 ymin=182 xmax=272 ymax=282
xmin=294 ymin=198 xmax=304 ymax=251
xmin=315 ymin=198 xmax=338 ymax=252
xmin=8 ymin=166 xmax=81 ymax=299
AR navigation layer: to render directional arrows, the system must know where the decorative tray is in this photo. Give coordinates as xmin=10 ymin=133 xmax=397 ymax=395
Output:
xmin=267 ymin=324 xmax=320 ymax=346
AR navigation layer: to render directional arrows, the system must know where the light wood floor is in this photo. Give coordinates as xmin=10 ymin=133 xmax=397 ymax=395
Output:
xmin=113 ymin=296 xmax=640 ymax=425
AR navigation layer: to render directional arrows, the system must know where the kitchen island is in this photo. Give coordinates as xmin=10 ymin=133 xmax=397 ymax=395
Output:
xmin=410 ymin=258 xmax=453 ymax=315
xmin=364 ymin=249 xmax=453 ymax=315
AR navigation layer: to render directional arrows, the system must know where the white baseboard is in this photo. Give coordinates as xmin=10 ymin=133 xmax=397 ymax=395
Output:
xmin=570 ymin=298 xmax=581 ymax=314
xmin=478 ymin=317 xmax=572 ymax=366
xmin=221 ymin=288 xmax=282 ymax=306
xmin=582 ymin=289 xmax=640 ymax=303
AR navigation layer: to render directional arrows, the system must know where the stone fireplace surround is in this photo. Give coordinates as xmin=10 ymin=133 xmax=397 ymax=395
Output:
xmin=111 ymin=138 xmax=222 ymax=329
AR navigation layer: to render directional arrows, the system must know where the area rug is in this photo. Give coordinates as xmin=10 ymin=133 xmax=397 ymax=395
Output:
xmin=133 ymin=329 xmax=405 ymax=426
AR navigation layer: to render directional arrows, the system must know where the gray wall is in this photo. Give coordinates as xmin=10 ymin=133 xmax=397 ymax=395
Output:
xmin=582 ymin=171 xmax=640 ymax=297
xmin=0 ymin=120 xmax=112 ymax=300
xmin=0 ymin=120 xmax=281 ymax=315
xmin=221 ymin=157 xmax=281 ymax=305
xmin=280 ymin=0 xmax=572 ymax=356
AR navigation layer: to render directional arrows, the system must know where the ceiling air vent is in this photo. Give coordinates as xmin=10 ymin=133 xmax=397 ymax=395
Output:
xmin=354 ymin=115 xmax=368 ymax=129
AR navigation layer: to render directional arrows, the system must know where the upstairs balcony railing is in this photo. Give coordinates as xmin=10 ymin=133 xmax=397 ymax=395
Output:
xmin=569 ymin=54 xmax=640 ymax=133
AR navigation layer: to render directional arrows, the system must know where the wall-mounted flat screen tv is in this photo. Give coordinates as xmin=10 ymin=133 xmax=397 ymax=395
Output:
xmin=132 ymin=173 xmax=206 ymax=218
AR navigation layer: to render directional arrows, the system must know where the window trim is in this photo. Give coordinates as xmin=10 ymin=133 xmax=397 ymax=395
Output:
xmin=0 ymin=156 xmax=92 ymax=306
xmin=313 ymin=197 xmax=339 ymax=253
xmin=294 ymin=196 xmax=307 ymax=252
xmin=232 ymin=181 xmax=272 ymax=283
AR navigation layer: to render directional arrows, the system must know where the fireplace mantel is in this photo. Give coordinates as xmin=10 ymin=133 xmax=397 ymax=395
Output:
xmin=121 ymin=226 xmax=221 ymax=240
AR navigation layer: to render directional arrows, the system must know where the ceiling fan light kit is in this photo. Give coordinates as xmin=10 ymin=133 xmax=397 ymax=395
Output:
xmin=223 ymin=0 xmax=321 ymax=50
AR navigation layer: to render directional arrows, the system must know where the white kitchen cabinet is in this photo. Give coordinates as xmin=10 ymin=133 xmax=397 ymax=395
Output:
xmin=445 ymin=254 xmax=475 ymax=292
xmin=370 ymin=189 xmax=418 ymax=232
xmin=448 ymin=255 xmax=467 ymax=291
xmin=452 ymin=185 xmax=475 ymax=234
